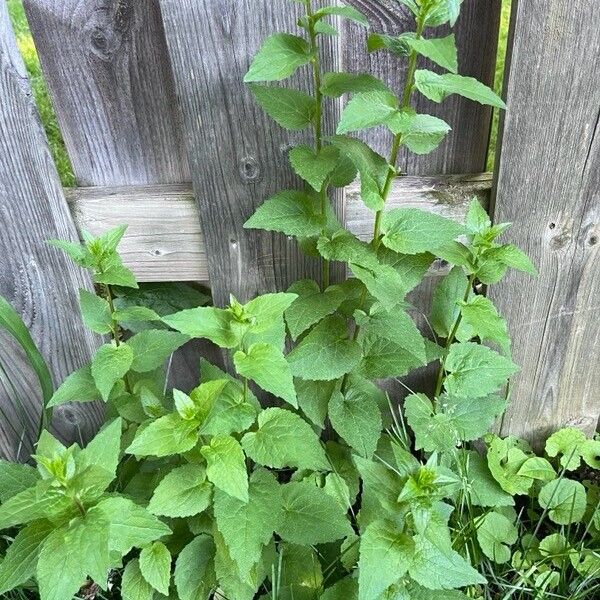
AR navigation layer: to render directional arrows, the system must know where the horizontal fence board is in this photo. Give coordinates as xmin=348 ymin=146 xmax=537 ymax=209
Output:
xmin=0 ymin=3 xmax=101 ymax=460
xmin=490 ymin=0 xmax=600 ymax=444
xmin=66 ymin=173 xmax=492 ymax=282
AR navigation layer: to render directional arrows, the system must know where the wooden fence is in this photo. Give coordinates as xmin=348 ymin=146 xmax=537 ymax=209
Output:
xmin=0 ymin=0 xmax=598 ymax=459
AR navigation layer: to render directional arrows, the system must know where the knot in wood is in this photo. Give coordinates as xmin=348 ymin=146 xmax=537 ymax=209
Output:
xmin=239 ymin=156 xmax=261 ymax=183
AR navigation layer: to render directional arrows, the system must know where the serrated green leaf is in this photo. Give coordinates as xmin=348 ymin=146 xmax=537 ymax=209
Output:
xmin=214 ymin=469 xmax=282 ymax=581
xmin=487 ymin=436 xmax=537 ymax=495
xmin=163 ymin=306 xmax=238 ymax=348
xmin=148 ymin=464 xmax=212 ymax=518
xmin=234 ymin=343 xmax=296 ymax=407
xmin=444 ymin=342 xmax=518 ymax=399
xmin=91 ymin=342 xmax=133 ymax=400
xmin=175 ymin=535 xmax=216 ymax=600
xmin=460 ymin=295 xmax=510 ymax=354
xmin=127 ymin=330 xmax=189 ymax=372
xmin=315 ymin=5 xmax=369 ymax=27
xmin=287 ymin=315 xmax=362 ymax=380
xmin=139 ymin=541 xmax=171 ymax=595
xmin=94 ymin=254 xmax=138 ymax=289
xmin=430 ymin=266 xmax=475 ymax=340
xmin=387 ymin=111 xmax=451 ymax=154
xmin=317 ymin=229 xmax=372 ymax=263
xmin=409 ymin=535 xmax=486 ymax=589
xmin=284 ymin=280 xmax=345 ymax=340
xmin=249 ymin=84 xmax=315 ymax=130
xmin=243 ymin=293 xmax=298 ymax=333
xmin=244 ymin=189 xmax=326 ymax=237
xmin=277 ymin=481 xmax=352 ymax=544
xmin=337 ymin=90 xmax=398 ymax=134
xmin=201 ymin=435 xmax=248 ymax=502
xmin=112 ymin=305 xmax=161 ymax=325
xmin=0 ymin=520 xmax=53 ymax=595
xmin=404 ymin=34 xmax=458 ymax=73
xmin=321 ymin=72 xmax=389 ymax=97
xmin=489 ymin=244 xmax=538 ymax=275
xmin=121 ymin=559 xmax=154 ymax=600
xmin=358 ymin=333 xmax=424 ymax=379
xmin=465 ymin=451 xmax=514 ymax=507
xmin=351 ymin=261 xmax=411 ymax=311
xmin=295 ymin=378 xmax=336 ymax=428
xmin=289 ymin=144 xmax=339 ymax=191
xmin=367 ymin=32 xmax=411 ymax=56
xmin=358 ymin=519 xmax=413 ymax=600
xmin=415 ymin=69 xmax=506 ymax=108
xmin=79 ymin=289 xmax=113 ymax=334
xmin=381 ymin=208 xmax=465 ymax=255
xmin=329 ymin=386 xmax=382 ymax=459
xmin=424 ymin=0 xmax=462 ymax=27
xmin=465 ymin=197 xmax=491 ymax=234
xmin=539 ymin=479 xmax=587 ymax=525
xmin=47 ymin=364 xmax=101 ymax=407
xmin=476 ymin=511 xmax=518 ymax=564
xmin=126 ymin=413 xmax=199 ymax=457
xmin=244 ymin=33 xmax=311 ymax=82
xmin=323 ymin=577 xmax=358 ymax=600
xmin=241 ymin=407 xmax=329 ymax=471
xmin=0 ymin=461 xmax=38 ymax=502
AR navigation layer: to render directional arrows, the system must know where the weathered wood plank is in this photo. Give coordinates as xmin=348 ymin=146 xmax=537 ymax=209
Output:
xmin=0 ymin=3 xmax=101 ymax=460
xmin=66 ymin=173 xmax=491 ymax=282
xmin=159 ymin=0 xmax=342 ymax=307
xmin=490 ymin=0 xmax=600 ymax=444
xmin=343 ymin=0 xmax=501 ymax=173
xmin=23 ymin=0 xmax=189 ymax=186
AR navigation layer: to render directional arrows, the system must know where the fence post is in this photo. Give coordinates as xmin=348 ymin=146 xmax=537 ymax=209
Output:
xmin=0 ymin=3 xmax=101 ymax=459
xmin=489 ymin=0 xmax=600 ymax=445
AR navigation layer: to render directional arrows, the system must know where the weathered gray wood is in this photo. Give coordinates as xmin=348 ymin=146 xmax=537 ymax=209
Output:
xmin=159 ymin=0 xmax=342 ymax=306
xmin=344 ymin=0 xmax=501 ymax=173
xmin=490 ymin=0 xmax=600 ymax=444
xmin=66 ymin=173 xmax=491 ymax=281
xmin=23 ymin=0 xmax=189 ymax=186
xmin=0 ymin=3 xmax=101 ymax=460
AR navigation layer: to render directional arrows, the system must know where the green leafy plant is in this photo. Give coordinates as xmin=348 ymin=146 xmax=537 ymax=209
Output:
xmin=1 ymin=1 xmax=599 ymax=600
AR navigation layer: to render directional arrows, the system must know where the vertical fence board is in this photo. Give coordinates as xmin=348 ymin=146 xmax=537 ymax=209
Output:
xmin=344 ymin=0 xmax=501 ymax=173
xmin=160 ymin=0 xmax=341 ymax=307
xmin=0 ymin=3 xmax=101 ymax=460
xmin=23 ymin=0 xmax=189 ymax=186
xmin=490 ymin=0 xmax=600 ymax=443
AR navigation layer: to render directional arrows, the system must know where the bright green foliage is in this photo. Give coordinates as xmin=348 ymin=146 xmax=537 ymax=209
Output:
xmin=148 ymin=464 xmax=212 ymax=518
xmin=477 ymin=511 xmax=518 ymax=564
xmin=538 ymin=479 xmax=587 ymax=525
xmin=8 ymin=3 xmax=596 ymax=600
xmin=201 ymin=435 xmax=249 ymax=502
xmin=242 ymin=407 xmax=329 ymax=471
xmin=139 ymin=541 xmax=172 ymax=595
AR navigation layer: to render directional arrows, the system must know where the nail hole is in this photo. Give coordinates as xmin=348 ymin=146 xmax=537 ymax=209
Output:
xmin=590 ymin=236 xmax=598 ymax=246
xmin=549 ymin=222 xmax=556 ymax=230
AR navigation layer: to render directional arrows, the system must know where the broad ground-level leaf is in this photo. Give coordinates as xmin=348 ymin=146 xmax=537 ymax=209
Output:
xmin=414 ymin=69 xmax=506 ymax=108
xmin=358 ymin=519 xmax=413 ymax=600
xmin=545 ymin=427 xmax=600 ymax=471
xmin=201 ymin=435 xmax=249 ymax=502
xmin=287 ymin=315 xmax=361 ymax=381
xmin=234 ymin=343 xmax=296 ymax=407
xmin=381 ymin=208 xmax=465 ymax=255
xmin=465 ymin=451 xmax=514 ymax=507
xmin=213 ymin=469 xmax=282 ymax=581
xmin=244 ymin=34 xmax=311 ymax=82
xmin=139 ymin=541 xmax=171 ymax=595
xmin=241 ymin=407 xmax=329 ymax=471
xmin=276 ymin=481 xmax=353 ymax=545
xmin=476 ymin=511 xmax=518 ymax=564
xmin=148 ymin=464 xmax=212 ymax=518
xmin=248 ymin=84 xmax=315 ymax=130
xmin=444 ymin=342 xmax=518 ymax=399
xmin=244 ymin=190 xmax=325 ymax=237
xmin=538 ymin=479 xmax=587 ymax=525
xmin=126 ymin=413 xmax=199 ymax=457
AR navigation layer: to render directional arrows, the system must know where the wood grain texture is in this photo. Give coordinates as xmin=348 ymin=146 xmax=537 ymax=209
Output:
xmin=159 ymin=0 xmax=342 ymax=306
xmin=0 ymin=3 xmax=101 ymax=460
xmin=66 ymin=173 xmax=491 ymax=281
xmin=343 ymin=0 xmax=501 ymax=173
xmin=23 ymin=0 xmax=189 ymax=186
xmin=490 ymin=0 xmax=600 ymax=444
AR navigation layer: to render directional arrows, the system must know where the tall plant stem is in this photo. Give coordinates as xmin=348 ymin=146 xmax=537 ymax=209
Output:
xmin=433 ymin=273 xmax=476 ymax=398
xmin=341 ymin=19 xmax=425 ymax=394
xmin=306 ymin=1 xmax=330 ymax=289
